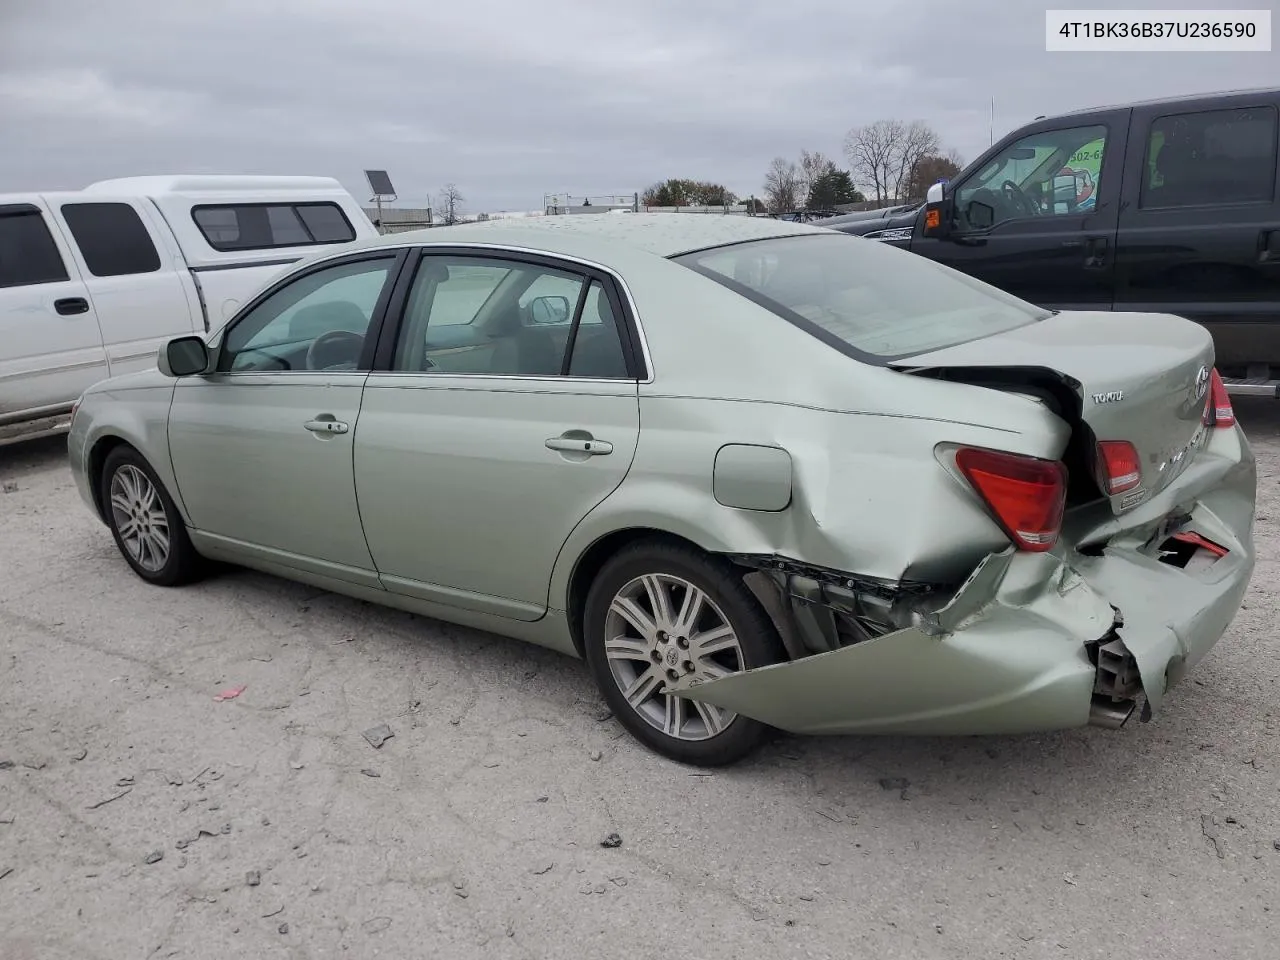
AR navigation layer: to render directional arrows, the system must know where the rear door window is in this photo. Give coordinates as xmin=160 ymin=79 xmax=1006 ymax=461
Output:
xmin=61 ymin=202 xmax=162 ymax=277
xmin=192 ymin=203 xmax=357 ymax=251
xmin=1141 ymin=106 xmax=1278 ymax=208
xmin=0 ymin=208 xmax=71 ymax=288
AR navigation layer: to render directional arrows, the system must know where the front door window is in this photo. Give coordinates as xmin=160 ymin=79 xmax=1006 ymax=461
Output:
xmin=954 ymin=124 xmax=1109 ymax=231
xmin=218 ymin=256 xmax=396 ymax=372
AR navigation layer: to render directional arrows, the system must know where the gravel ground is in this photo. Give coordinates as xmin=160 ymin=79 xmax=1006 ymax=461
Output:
xmin=2 ymin=401 xmax=1278 ymax=960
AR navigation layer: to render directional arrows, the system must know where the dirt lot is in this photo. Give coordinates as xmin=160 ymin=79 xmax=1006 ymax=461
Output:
xmin=2 ymin=402 xmax=1279 ymax=960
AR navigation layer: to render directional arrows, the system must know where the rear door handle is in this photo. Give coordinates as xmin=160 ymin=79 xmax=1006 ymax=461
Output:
xmin=1083 ymin=236 xmax=1109 ymax=269
xmin=546 ymin=436 xmax=612 ymax=455
xmin=54 ymin=297 xmax=89 ymax=316
xmin=304 ymin=418 xmax=349 ymax=435
xmin=1259 ymin=229 xmax=1280 ymax=262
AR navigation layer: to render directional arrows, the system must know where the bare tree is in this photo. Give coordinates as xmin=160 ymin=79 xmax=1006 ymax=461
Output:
xmin=436 ymin=183 xmax=464 ymax=224
xmin=890 ymin=121 xmax=941 ymax=204
xmin=797 ymin=149 xmax=837 ymax=207
xmin=843 ymin=120 xmax=903 ymax=208
xmin=903 ymin=148 xmax=964 ymax=201
xmin=762 ymin=156 xmax=801 ymax=213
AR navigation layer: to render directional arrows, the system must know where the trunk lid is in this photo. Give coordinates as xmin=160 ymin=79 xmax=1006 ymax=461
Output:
xmin=889 ymin=310 xmax=1216 ymax=513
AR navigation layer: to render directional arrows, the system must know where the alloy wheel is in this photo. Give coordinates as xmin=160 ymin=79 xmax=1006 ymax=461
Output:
xmin=603 ymin=573 xmax=744 ymax=741
xmin=108 ymin=465 xmax=171 ymax=573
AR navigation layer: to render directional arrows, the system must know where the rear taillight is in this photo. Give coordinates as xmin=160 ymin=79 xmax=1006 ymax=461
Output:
xmin=955 ymin=447 xmax=1068 ymax=552
xmin=1202 ymin=368 xmax=1235 ymax=428
xmin=1095 ymin=440 xmax=1141 ymax=495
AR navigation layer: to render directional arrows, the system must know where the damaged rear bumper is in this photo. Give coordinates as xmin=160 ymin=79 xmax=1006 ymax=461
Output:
xmin=672 ymin=432 xmax=1257 ymax=737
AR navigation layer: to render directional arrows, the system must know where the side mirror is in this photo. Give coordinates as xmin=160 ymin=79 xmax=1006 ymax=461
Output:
xmin=528 ymin=295 xmax=571 ymax=325
xmin=921 ymin=180 xmax=951 ymax=239
xmin=1051 ymin=174 xmax=1079 ymax=206
xmin=158 ymin=335 xmax=210 ymax=378
xmin=965 ymin=200 xmax=996 ymax=231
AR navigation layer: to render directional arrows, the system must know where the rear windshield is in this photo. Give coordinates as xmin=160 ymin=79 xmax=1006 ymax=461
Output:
xmin=674 ymin=233 xmax=1048 ymax=362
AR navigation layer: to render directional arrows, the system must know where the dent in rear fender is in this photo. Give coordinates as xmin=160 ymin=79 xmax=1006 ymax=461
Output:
xmin=547 ymin=391 xmax=1069 ymax=611
xmin=671 ymin=550 xmax=1115 ymax=736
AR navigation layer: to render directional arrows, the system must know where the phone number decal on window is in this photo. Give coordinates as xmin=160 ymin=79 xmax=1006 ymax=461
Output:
xmin=1046 ymin=10 xmax=1271 ymax=51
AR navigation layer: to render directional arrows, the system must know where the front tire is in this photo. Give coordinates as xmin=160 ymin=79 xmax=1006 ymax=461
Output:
xmin=583 ymin=539 xmax=785 ymax=767
xmin=100 ymin=446 xmax=204 ymax=586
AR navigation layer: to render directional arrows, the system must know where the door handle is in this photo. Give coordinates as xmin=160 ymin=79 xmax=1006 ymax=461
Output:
xmin=1259 ymin=229 xmax=1280 ymax=263
xmin=54 ymin=297 xmax=89 ymax=316
xmin=304 ymin=418 xmax=349 ymax=435
xmin=1083 ymin=236 xmax=1109 ymax=269
xmin=546 ymin=436 xmax=612 ymax=455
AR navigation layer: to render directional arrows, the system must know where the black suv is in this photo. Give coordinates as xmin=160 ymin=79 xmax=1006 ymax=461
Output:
xmin=825 ymin=87 xmax=1280 ymax=396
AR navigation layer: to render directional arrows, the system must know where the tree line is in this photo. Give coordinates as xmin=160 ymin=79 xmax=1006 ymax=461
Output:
xmin=642 ymin=118 xmax=963 ymax=216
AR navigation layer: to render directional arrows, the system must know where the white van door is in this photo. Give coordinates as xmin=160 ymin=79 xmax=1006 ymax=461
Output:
xmin=50 ymin=198 xmax=196 ymax=378
xmin=0 ymin=200 xmax=107 ymax=424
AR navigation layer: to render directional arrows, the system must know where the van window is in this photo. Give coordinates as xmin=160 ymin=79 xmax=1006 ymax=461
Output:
xmin=61 ymin=202 xmax=162 ymax=277
xmin=954 ymin=124 xmax=1108 ymax=230
xmin=192 ymin=203 xmax=357 ymax=252
xmin=1141 ymin=106 xmax=1278 ymax=208
xmin=0 ymin=209 xmax=70 ymax=288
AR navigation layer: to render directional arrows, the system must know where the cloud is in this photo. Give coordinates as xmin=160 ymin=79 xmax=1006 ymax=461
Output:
xmin=1 ymin=0 xmax=1276 ymax=211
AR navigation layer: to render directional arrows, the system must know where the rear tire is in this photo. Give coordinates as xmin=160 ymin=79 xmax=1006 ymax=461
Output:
xmin=583 ymin=539 xmax=785 ymax=767
xmin=100 ymin=446 xmax=204 ymax=586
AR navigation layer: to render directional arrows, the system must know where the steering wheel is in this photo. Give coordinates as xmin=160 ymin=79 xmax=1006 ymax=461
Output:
xmin=305 ymin=329 xmax=365 ymax=370
xmin=1000 ymin=179 xmax=1038 ymax=218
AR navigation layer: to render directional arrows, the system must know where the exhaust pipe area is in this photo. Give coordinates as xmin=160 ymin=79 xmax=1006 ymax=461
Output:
xmin=1089 ymin=698 xmax=1137 ymax=730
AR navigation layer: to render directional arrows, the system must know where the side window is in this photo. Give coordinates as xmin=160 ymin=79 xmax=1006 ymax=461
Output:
xmin=954 ymin=124 xmax=1108 ymax=230
xmin=0 ymin=209 xmax=70 ymax=288
xmin=567 ymin=281 xmax=629 ymax=378
xmin=392 ymin=256 xmax=632 ymax=379
xmin=219 ymin=257 xmax=394 ymax=373
xmin=192 ymin=203 xmax=357 ymax=251
xmin=1141 ymin=106 xmax=1278 ymax=209
xmin=61 ymin=202 xmax=161 ymax=277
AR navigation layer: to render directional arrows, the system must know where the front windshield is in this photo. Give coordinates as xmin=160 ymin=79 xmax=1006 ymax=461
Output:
xmin=675 ymin=233 xmax=1049 ymax=362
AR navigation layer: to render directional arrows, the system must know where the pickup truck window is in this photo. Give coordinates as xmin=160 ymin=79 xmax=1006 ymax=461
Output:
xmin=1141 ymin=106 xmax=1278 ymax=209
xmin=192 ymin=203 xmax=357 ymax=252
xmin=0 ymin=209 xmax=70 ymax=289
xmin=954 ymin=124 xmax=1108 ymax=230
xmin=61 ymin=202 xmax=161 ymax=278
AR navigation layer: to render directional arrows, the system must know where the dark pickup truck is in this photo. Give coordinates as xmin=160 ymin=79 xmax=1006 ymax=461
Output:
xmin=823 ymin=87 xmax=1280 ymax=397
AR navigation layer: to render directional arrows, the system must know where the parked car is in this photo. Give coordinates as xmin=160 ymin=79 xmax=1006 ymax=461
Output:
xmin=0 ymin=175 xmax=377 ymax=444
xmin=826 ymin=87 xmax=1280 ymax=398
xmin=68 ymin=213 xmax=1256 ymax=766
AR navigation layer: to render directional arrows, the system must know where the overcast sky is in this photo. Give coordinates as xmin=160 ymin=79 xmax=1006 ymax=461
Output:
xmin=2 ymin=0 xmax=1277 ymax=212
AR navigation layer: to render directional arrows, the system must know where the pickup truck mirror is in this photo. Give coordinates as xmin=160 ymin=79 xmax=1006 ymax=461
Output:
xmin=1051 ymin=173 xmax=1079 ymax=207
xmin=921 ymin=180 xmax=951 ymax=239
xmin=159 ymin=335 xmax=210 ymax=378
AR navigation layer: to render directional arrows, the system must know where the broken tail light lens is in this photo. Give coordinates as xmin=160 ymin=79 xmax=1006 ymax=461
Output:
xmin=1095 ymin=440 xmax=1141 ymax=495
xmin=955 ymin=447 xmax=1068 ymax=552
xmin=1202 ymin=368 xmax=1235 ymax=429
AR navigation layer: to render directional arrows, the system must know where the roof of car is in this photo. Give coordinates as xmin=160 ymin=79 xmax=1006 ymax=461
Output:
xmin=82 ymin=175 xmax=349 ymax=195
xmin=368 ymin=212 xmax=829 ymax=261
xmin=1049 ymin=85 xmax=1278 ymax=119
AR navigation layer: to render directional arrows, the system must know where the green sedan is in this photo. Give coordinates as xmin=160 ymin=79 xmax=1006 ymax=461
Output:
xmin=67 ymin=213 xmax=1257 ymax=766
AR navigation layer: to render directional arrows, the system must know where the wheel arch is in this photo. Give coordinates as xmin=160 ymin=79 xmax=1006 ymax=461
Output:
xmin=564 ymin=527 xmax=707 ymax=657
xmin=88 ymin=433 xmax=190 ymax=526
